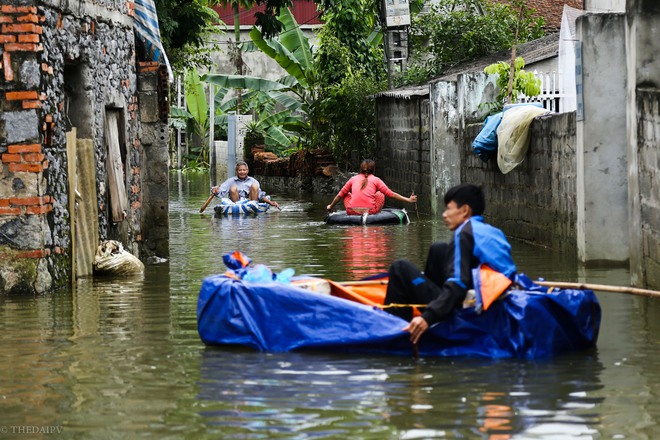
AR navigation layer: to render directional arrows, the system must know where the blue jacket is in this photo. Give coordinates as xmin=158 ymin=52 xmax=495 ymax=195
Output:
xmin=422 ymin=216 xmax=516 ymax=324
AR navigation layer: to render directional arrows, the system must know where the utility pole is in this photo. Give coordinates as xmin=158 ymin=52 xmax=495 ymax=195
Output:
xmin=381 ymin=0 xmax=411 ymax=89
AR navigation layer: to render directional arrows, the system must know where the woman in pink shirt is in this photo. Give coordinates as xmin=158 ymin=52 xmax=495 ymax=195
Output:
xmin=326 ymin=159 xmax=417 ymax=215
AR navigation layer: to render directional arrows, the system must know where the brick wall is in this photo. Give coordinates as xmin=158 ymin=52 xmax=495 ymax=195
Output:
xmin=462 ymin=112 xmax=577 ymax=253
xmin=375 ymin=94 xmax=431 ymax=213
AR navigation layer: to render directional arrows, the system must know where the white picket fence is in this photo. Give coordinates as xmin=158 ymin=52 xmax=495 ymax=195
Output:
xmin=517 ymin=71 xmax=571 ymax=113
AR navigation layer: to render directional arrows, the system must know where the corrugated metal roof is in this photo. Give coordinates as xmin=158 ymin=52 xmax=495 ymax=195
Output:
xmin=433 ymin=32 xmax=560 ymax=82
xmin=372 ymin=84 xmax=429 ymax=99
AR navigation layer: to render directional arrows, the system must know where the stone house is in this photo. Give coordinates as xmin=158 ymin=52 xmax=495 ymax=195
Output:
xmin=0 ymin=0 xmax=169 ymax=294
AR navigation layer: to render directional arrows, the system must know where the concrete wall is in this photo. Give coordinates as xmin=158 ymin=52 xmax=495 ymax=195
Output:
xmin=626 ymin=0 xmax=660 ymax=287
xmin=584 ymin=0 xmax=625 ymax=12
xmin=378 ymin=71 xmax=578 ymax=252
xmin=576 ymin=13 xmax=628 ymax=263
xmin=208 ymin=28 xmax=318 ymax=80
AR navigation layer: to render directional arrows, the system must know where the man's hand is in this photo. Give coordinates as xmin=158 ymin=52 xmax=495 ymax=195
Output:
xmin=270 ymin=200 xmax=280 ymax=210
xmin=211 ymin=186 xmax=220 ymax=195
xmin=403 ymin=316 xmax=429 ymax=345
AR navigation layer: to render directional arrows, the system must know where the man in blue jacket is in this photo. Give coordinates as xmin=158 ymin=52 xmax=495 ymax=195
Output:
xmin=384 ymin=184 xmax=517 ymax=344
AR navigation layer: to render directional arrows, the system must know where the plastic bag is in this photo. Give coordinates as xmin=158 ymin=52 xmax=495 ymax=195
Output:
xmin=496 ymin=105 xmax=549 ymax=174
xmin=93 ymin=240 xmax=144 ymax=275
xmin=472 ymin=112 xmax=503 ymax=162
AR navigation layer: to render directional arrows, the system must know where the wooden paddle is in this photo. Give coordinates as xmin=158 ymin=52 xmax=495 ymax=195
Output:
xmin=199 ymin=193 xmax=215 ymax=213
xmin=535 ymin=280 xmax=660 ymax=299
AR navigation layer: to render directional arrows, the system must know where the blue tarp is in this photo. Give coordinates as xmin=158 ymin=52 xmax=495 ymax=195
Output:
xmin=197 ymin=275 xmax=601 ymax=359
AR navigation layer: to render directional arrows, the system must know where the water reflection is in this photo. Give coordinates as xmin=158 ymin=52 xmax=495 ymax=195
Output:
xmin=339 ymin=225 xmax=395 ymax=279
xmin=2 ymin=171 xmax=660 ymax=438
xmin=197 ymin=348 xmax=605 ymax=439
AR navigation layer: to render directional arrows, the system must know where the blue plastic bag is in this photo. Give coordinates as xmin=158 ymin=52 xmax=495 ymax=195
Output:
xmin=472 ymin=112 xmax=503 ymax=162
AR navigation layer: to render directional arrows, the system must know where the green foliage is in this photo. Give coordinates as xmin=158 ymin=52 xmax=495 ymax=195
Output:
xmin=482 ymin=56 xmax=541 ymax=114
xmin=169 ymin=69 xmax=219 ymax=168
xmin=402 ymin=0 xmax=545 ymax=85
xmin=313 ymin=0 xmax=385 ymax=87
xmin=316 ymin=71 xmax=387 ymax=168
xmin=155 ymin=0 xmax=222 ymax=73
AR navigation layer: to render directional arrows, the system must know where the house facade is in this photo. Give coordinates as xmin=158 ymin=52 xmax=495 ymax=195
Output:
xmin=0 ymin=0 xmax=169 ymax=294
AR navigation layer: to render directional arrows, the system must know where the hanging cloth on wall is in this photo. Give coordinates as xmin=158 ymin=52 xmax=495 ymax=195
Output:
xmin=133 ymin=0 xmax=174 ymax=82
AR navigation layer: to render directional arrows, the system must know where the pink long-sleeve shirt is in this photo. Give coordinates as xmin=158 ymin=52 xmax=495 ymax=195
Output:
xmin=338 ymin=174 xmax=394 ymax=213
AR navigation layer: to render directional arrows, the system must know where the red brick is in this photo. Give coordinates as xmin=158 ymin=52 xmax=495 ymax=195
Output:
xmin=1 ymin=5 xmax=37 ymax=14
xmin=2 ymin=23 xmax=40 ymax=33
xmin=16 ymin=249 xmax=48 ymax=258
xmin=18 ymin=33 xmax=39 ymax=43
xmin=0 ymin=35 xmax=16 ymax=43
xmin=4 ymin=43 xmax=42 ymax=52
xmin=10 ymin=196 xmax=44 ymax=205
xmin=2 ymin=153 xmax=22 ymax=163
xmin=8 ymin=144 xmax=41 ymax=153
xmin=0 ymin=199 xmax=10 ymax=207
xmin=3 ymin=52 xmax=12 ymax=81
xmin=0 ymin=15 xmax=14 ymax=24
xmin=22 ymin=100 xmax=41 ymax=109
xmin=8 ymin=163 xmax=43 ymax=173
xmin=0 ymin=207 xmax=22 ymax=215
xmin=26 ymin=204 xmax=52 ymax=214
xmin=17 ymin=14 xmax=40 ymax=23
xmin=6 ymin=90 xmax=38 ymax=100
xmin=22 ymin=153 xmax=45 ymax=162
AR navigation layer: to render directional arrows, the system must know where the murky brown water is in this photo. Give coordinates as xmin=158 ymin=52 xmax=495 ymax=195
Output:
xmin=1 ymin=171 xmax=659 ymax=439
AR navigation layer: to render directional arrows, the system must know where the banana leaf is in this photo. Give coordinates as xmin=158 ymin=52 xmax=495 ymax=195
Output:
xmin=249 ymin=27 xmax=308 ymax=88
xmin=203 ymin=74 xmax=288 ymax=92
xmin=184 ymin=70 xmax=208 ymax=129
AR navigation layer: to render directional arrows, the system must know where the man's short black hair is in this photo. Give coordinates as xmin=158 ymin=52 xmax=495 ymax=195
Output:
xmin=444 ymin=184 xmax=485 ymax=216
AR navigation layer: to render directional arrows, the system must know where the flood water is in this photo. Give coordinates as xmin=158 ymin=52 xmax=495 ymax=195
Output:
xmin=1 ymin=171 xmax=660 ymax=439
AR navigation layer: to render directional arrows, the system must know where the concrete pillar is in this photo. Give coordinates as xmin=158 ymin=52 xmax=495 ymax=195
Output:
xmin=138 ymin=64 xmax=170 ymax=259
xmin=626 ymin=0 xmax=660 ymax=287
xmin=429 ymin=80 xmax=459 ymax=216
xmin=575 ymin=13 xmax=629 ymax=263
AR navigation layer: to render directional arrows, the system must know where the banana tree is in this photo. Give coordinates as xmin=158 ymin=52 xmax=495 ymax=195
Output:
xmin=169 ymin=69 xmax=212 ymax=166
xmin=203 ymin=7 xmax=318 ymax=149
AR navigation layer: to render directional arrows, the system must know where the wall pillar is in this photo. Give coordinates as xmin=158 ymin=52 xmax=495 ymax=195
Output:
xmin=626 ymin=0 xmax=660 ymax=288
xmin=576 ymin=13 xmax=629 ymax=263
xmin=137 ymin=62 xmax=169 ymax=259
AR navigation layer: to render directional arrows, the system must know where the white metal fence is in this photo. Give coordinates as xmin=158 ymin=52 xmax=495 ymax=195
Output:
xmin=518 ymin=71 xmax=572 ymax=113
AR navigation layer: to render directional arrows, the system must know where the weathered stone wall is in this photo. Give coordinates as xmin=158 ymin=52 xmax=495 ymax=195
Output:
xmin=0 ymin=0 xmax=156 ymax=293
xmin=463 ymin=112 xmax=577 ymax=253
xmin=636 ymin=90 xmax=660 ymax=287
xmin=374 ymin=93 xmax=431 ymax=213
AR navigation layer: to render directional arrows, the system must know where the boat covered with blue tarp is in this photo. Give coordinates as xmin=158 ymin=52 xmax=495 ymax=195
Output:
xmin=197 ymin=273 xmax=601 ymax=359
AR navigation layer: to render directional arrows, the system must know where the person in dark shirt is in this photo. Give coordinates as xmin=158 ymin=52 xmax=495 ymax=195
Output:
xmin=384 ymin=184 xmax=517 ymax=344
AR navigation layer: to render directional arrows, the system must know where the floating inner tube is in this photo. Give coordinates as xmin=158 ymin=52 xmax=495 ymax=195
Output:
xmin=325 ymin=208 xmax=409 ymax=225
xmin=214 ymin=198 xmax=271 ymax=216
